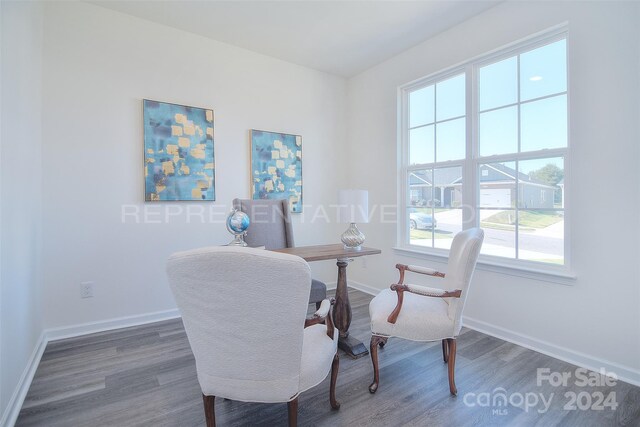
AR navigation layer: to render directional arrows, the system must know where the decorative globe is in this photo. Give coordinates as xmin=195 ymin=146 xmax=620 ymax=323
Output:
xmin=226 ymin=209 xmax=250 ymax=246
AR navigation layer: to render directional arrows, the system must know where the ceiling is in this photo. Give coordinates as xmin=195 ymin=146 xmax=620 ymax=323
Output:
xmin=89 ymin=1 xmax=501 ymax=77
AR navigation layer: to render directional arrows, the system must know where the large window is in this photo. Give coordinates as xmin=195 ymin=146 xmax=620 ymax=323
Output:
xmin=401 ymin=30 xmax=568 ymax=271
xmin=407 ymin=73 xmax=466 ymax=251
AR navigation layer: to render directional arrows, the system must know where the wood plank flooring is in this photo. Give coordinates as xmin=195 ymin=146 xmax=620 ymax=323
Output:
xmin=17 ymin=290 xmax=640 ymax=426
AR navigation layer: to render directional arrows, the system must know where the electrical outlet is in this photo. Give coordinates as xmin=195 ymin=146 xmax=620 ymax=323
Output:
xmin=80 ymin=281 xmax=94 ymax=298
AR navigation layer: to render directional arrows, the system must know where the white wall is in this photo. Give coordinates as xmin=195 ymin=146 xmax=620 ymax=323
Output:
xmin=0 ymin=0 xmax=44 ymax=419
xmin=40 ymin=2 xmax=348 ymax=329
xmin=347 ymin=1 xmax=640 ymax=381
xmin=3 ymin=3 xmax=640 ymax=423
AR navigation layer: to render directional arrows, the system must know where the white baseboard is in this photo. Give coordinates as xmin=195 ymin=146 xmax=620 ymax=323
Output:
xmin=462 ymin=316 xmax=640 ymax=388
xmin=0 ymin=331 xmax=47 ymax=427
xmin=328 ymin=280 xmax=379 ymax=295
xmin=45 ymin=308 xmax=181 ymax=342
xmin=317 ymin=280 xmax=377 ymax=295
xmin=0 ymin=308 xmax=181 ymax=427
xmin=347 ymin=280 xmax=640 ymax=387
xmin=347 ymin=280 xmax=380 ymax=296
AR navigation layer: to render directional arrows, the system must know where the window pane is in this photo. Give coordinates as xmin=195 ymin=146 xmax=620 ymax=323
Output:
xmin=521 ymin=95 xmax=567 ymax=152
xmin=480 ymin=209 xmax=516 ymax=258
xmin=409 ymin=125 xmax=434 ymax=165
xmin=479 ymin=106 xmax=518 ymax=157
xmin=519 ymin=210 xmax=564 ymax=264
xmin=479 ymin=162 xmax=515 ymax=208
xmin=433 ymin=166 xmax=463 ymax=251
xmin=518 ymin=157 xmax=564 ymax=209
xmin=520 ymin=39 xmax=567 ymax=101
xmin=434 ymin=209 xmax=462 ymax=250
xmin=479 ymin=56 xmax=517 ymax=111
xmin=434 ymin=166 xmax=463 ymax=208
xmin=436 ymin=118 xmax=465 ymax=162
xmin=408 ymin=169 xmax=433 ymax=207
xmin=409 ymin=207 xmax=434 ymax=248
xmin=436 ymin=74 xmax=465 ymax=121
xmin=409 ymin=85 xmax=435 ymax=128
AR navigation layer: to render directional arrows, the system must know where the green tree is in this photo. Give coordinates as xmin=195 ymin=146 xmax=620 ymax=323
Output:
xmin=529 ymin=164 xmax=563 ymax=186
xmin=529 ymin=164 xmax=564 ymax=204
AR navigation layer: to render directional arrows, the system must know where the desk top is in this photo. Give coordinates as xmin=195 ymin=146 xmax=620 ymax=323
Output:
xmin=271 ymin=244 xmax=381 ymax=262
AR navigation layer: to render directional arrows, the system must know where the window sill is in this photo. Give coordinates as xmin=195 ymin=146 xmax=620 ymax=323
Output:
xmin=392 ymin=246 xmax=577 ymax=286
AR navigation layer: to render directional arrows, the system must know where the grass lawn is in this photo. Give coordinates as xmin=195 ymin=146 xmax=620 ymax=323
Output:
xmin=482 ymin=211 xmax=563 ymax=230
xmin=410 ymin=229 xmax=452 ymax=240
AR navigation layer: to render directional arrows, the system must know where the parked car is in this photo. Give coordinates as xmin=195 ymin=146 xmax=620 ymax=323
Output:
xmin=409 ymin=211 xmax=437 ymax=230
xmin=412 ymin=198 xmax=440 ymax=208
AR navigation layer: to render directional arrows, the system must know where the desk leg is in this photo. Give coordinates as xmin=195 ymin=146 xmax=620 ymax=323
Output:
xmin=333 ymin=259 xmax=369 ymax=359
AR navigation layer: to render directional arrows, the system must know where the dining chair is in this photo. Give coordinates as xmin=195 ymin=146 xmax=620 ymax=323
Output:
xmin=166 ymin=246 xmax=340 ymax=427
xmin=367 ymin=228 xmax=484 ymax=395
xmin=233 ymin=198 xmax=327 ymax=308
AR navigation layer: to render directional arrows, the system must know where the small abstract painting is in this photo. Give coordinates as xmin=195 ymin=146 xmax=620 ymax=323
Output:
xmin=250 ymin=129 xmax=303 ymax=213
xmin=143 ymin=99 xmax=215 ymax=201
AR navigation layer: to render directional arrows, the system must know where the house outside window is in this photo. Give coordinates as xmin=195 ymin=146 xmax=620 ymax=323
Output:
xmin=399 ymin=28 xmax=568 ymax=272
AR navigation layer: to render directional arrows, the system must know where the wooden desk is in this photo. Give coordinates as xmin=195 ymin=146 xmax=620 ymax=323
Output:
xmin=272 ymin=244 xmax=381 ymax=358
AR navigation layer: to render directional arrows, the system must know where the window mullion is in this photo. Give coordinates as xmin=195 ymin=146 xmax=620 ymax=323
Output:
xmin=408 ymin=160 xmax=465 ymax=171
xmin=477 ymin=148 xmax=567 ymax=164
xmin=515 ymin=53 xmax=521 ymax=259
xmin=432 ymin=80 xmax=438 ymax=249
xmin=515 ymin=162 xmax=520 ymax=260
xmin=400 ymin=88 xmax=410 ymax=247
xmin=464 ymin=64 xmax=477 ymax=230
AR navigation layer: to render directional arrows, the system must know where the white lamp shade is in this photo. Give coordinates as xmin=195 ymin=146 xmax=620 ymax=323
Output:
xmin=338 ymin=189 xmax=369 ymax=223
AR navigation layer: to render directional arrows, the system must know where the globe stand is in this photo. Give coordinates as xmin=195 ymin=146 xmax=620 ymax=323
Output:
xmin=225 ymin=208 xmax=250 ymax=247
xmin=228 ymin=232 xmax=248 ymax=247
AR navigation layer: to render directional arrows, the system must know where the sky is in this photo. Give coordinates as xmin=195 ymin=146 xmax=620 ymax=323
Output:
xmin=409 ymin=39 xmax=567 ymax=164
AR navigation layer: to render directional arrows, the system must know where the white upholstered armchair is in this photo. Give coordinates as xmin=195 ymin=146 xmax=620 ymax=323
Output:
xmin=368 ymin=228 xmax=484 ymax=395
xmin=166 ymin=246 xmax=339 ymax=427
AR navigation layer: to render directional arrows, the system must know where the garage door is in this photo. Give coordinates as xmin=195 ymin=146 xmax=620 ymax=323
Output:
xmin=479 ymin=189 xmax=511 ymax=207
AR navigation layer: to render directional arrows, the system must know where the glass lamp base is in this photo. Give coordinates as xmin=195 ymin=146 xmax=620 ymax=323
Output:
xmin=341 ymin=223 xmax=365 ymax=250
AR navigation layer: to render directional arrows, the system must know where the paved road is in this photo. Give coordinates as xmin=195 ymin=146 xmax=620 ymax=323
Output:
xmin=413 ymin=210 xmax=564 ymax=258
xmin=481 ymin=227 xmax=562 ymax=257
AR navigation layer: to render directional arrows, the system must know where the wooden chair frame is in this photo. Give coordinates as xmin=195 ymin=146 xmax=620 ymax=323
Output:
xmin=369 ymin=264 xmax=462 ymax=396
xmin=203 ymin=299 xmax=340 ymax=427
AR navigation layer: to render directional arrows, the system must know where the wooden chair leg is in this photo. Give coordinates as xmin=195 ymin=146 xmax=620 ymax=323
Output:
xmin=442 ymin=339 xmax=449 ymax=363
xmin=288 ymin=397 xmax=298 ymax=427
xmin=368 ymin=335 xmax=387 ymax=393
xmin=447 ymin=338 xmax=457 ymax=396
xmin=202 ymin=394 xmax=215 ymax=427
xmin=330 ymin=353 xmax=340 ymax=409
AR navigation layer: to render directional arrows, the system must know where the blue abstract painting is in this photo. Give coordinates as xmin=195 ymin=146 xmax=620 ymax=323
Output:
xmin=143 ymin=99 xmax=215 ymax=201
xmin=250 ymin=130 xmax=303 ymax=213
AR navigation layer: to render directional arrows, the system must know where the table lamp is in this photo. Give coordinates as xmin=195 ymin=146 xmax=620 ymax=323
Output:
xmin=338 ymin=189 xmax=369 ymax=250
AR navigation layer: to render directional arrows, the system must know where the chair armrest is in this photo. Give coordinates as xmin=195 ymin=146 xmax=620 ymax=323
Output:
xmin=395 ymin=263 xmax=445 ymax=284
xmin=305 ymin=298 xmax=336 ymax=339
xmin=314 ymin=298 xmax=331 ymax=319
xmin=399 ymin=283 xmax=461 ymax=298
xmin=386 ymin=283 xmax=461 ymax=324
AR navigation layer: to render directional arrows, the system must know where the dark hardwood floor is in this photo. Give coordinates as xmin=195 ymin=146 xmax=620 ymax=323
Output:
xmin=17 ymin=290 xmax=640 ymax=426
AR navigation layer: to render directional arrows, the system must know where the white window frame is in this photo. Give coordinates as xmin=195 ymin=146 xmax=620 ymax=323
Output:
xmin=396 ymin=25 xmax=573 ymax=282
